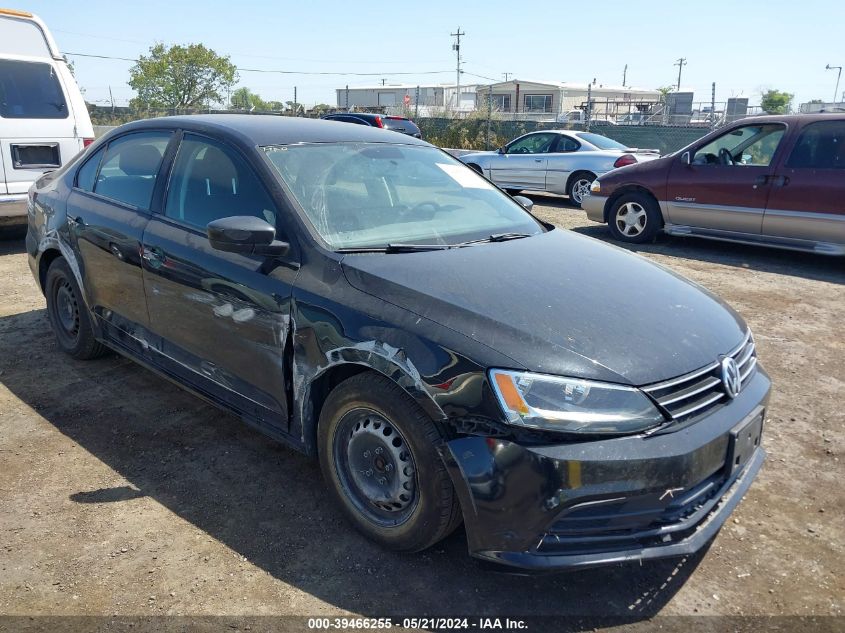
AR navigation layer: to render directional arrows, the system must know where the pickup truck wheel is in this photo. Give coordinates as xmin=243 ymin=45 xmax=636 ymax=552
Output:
xmin=45 ymin=257 xmax=107 ymax=360
xmin=318 ymin=372 xmax=462 ymax=552
xmin=607 ymin=193 xmax=662 ymax=243
xmin=567 ymin=171 xmax=595 ymax=208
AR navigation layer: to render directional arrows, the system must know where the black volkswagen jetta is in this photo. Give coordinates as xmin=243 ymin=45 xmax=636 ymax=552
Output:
xmin=26 ymin=115 xmax=769 ymax=570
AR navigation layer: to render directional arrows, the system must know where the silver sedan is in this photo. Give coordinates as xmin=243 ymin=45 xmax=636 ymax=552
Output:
xmin=459 ymin=130 xmax=659 ymax=207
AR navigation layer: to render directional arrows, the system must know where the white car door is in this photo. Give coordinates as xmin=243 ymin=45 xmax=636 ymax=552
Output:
xmin=488 ymin=132 xmax=557 ymax=190
xmin=544 ymin=134 xmax=583 ymax=194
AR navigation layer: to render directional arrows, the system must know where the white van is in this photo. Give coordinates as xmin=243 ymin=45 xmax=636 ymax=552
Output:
xmin=0 ymin=8 xmax=93 ymax=227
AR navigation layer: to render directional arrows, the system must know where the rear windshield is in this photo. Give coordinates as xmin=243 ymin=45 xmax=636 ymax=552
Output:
xmin=0 ymin=59 xmax=68 ymax=119
xmin=382 ymin=117 xmax=420 ymax=133
xmin=576 ymin=132 xmax=627 ymax=151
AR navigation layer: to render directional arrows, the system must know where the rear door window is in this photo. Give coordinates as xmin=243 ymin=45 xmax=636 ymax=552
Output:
xmin=93 ymin=132 xmax=172 ymax=209
xmin=0 ymin=59 xmax=68 ymax=119
xmin=785 ymin=121 xmax=845 ymax=169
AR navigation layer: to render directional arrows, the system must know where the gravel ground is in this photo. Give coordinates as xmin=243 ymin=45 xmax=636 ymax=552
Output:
xmin=0 ymin=201 xmax=843 ymax=628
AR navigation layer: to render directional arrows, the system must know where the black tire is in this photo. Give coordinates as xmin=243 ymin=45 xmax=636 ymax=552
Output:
xmin=45 ymin=257 xmax=107 ymax=360
xmin=606 ymin=192 xmax=662 ymax=244
xmin=466 ymin=163 xmax=483 ymax=174
xmin=318 ymin=371 xmax=462 ymax=552
xmin=566 ymin=171 xmax=595 ymax=208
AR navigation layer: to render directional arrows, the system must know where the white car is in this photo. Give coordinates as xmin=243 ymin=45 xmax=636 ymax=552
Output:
xmin=460 ymin=130 xmax=660 ymax=207
xmin=0 ymin=8 xmax=93 ymax=229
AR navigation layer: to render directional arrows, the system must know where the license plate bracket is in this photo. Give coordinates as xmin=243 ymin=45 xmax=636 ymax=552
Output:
xmin=726 ymin=412 xmax=763 ymax=477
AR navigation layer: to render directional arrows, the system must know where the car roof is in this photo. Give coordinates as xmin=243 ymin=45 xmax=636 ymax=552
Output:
xmin=112 ymin=114 xmax=428 ymax=147
xmin=721 ymin=113 xmax=845 ymax=125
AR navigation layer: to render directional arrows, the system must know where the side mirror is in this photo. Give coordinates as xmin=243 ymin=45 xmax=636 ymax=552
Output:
xmin=497 ymin=146 xmax=506 ymax=154
xmin=512 ymin=195 xmax=534 ymax=212
xmin=207 ymin=216 xmax=289 ymax=257
xmin=681 ymin=151 xmax=691 ymax=166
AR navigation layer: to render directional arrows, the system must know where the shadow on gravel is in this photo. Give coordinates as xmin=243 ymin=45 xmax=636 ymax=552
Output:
xmin=0 ymin=229 xmax=27 ymax=255
xmin=0 ymin=308 xmax=705 ymax=626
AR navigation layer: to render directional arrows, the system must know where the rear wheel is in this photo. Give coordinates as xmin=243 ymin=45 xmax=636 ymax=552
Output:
xmin=566 ymin=171 xmax=595 ymax=208
xmin=318 ymin=372 xmax=461 ymax=552
xmin=607 ymin=192 xmax=662 ymax=243
xmin=45 ymin=257 xmax=106 ymax=360
xmin=466 ymin=163 xmax=483 ymax=175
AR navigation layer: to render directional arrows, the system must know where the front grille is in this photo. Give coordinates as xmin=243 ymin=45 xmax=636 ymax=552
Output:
xmin=643 ymin=331 xmax=757 ymax=423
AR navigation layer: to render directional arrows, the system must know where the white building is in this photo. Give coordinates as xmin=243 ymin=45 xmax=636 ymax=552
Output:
xmin=475 ymin=79 xmax=661 ymax=117
xmin=335 ymin=83 xmax=477 ymax=111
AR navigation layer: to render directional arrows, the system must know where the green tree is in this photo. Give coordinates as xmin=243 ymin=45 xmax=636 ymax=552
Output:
xmin=230 ymin=87 xmax=268 ymax=111
xmin=656 ymin=86 xmax=674 ymax=102
xmin=760 ymin=89 xmax=793 ymax=114
xmin=129 ymin=43 xmax=237 ymax=109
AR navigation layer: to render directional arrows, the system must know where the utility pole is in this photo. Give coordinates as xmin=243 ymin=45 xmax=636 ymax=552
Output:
xmin=293 ymin=86 xmax=297 ymax=117
xmin=711 ymin=82 xmax=717 ymax=129
xmin=502 ymin=72 xmax=512 ymax=82
xmin=674 ymin=57 xmax=687 ymax=90
xmin=108 ymin=86 xmax=115 ymax=114
xmin=345 ymin=84 xmax=349 ymax=112
xmin=622 ymin=64 xmax=627 ymax=88
xmin=826 ymin=64 xmax=842 ymax=104
xmin=381 ymin=78 xmax=386 ymax=86
xmin=415 ymin=85 xmax=420 ymax=119
xmin=451 ymin=27 xmax=465 ymax=109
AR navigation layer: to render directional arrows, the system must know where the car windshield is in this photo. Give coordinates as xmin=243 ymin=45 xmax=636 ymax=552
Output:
xmin=263 ymin=142 xmax=543 ymax=250
xmin=576 ymin=132 xmax=628 ymax=151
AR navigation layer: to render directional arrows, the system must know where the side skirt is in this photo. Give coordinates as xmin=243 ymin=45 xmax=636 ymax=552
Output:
xmin=664 ymin=224 xmax=845 ymax=256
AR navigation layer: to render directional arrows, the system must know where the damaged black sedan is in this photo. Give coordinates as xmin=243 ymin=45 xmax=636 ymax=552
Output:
xmin=26 ymin=115 xmax=769 ymax=570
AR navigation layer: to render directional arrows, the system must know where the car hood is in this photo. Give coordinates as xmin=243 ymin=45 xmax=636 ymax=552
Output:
xmin=341 ymin=230 xmax=747 ymax=385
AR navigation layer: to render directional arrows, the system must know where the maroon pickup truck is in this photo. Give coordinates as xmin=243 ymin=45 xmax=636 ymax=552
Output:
xmin=583 ymin=114 xmax=845 ymax=255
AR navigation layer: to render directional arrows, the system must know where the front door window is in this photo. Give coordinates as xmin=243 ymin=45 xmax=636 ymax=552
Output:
xmin=693 ymin=124 xmax=785 ymax=167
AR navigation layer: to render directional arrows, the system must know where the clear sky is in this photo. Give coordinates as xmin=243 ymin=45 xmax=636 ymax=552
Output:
xmin=20 ymin=0 xmax=845 ymax=109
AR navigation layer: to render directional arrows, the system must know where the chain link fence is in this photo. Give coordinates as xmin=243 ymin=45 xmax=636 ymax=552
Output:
xmin=416 ymin=117 xmax=710 ymax=155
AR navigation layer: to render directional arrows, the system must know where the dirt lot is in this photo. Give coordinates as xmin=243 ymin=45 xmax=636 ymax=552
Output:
xmin=0 ymin=202 xmax=843 ymax=628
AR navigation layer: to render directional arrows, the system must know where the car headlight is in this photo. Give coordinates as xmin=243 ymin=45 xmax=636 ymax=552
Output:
xmin=590 ymin=180 xmax=601 ymax=193
xmin=490 ymin=369 xmax=664 ymax=434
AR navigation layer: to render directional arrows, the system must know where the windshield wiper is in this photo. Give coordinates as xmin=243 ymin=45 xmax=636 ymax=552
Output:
xmin=336 ymin=234 xmax=534 ymax=254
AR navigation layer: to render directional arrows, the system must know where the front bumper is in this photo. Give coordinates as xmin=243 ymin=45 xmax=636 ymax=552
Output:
xmin=0 ymin=194 xmax=28 ymax=226
xmin=439 ymin=367 xmax=770 ymax=571
xmin=582 ymin=194 xmax=608 ymax=224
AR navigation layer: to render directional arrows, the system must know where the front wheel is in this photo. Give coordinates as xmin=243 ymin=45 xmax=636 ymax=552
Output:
xmin=318 ymin=372 xmax=462 ymax=552
xmin=607 ymin=192 xmax=662 ymax=243
xmin=566 ymin=171 xmax=595 ymax=208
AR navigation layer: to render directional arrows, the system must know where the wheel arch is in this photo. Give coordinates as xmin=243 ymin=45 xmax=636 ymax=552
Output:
xmin=604 ymin=185 xmax=661 ymax=223
xmin=565 ymin=169 xmax=597 ymax=193
xmin=37 ymin=248 xmax=64 ymax=295
xmin=295 ymin=352 xmax=447 ymax=459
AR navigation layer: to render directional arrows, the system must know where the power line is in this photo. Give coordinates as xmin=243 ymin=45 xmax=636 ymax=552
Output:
xmin=63 ymin=51 xmax=454 ymax=76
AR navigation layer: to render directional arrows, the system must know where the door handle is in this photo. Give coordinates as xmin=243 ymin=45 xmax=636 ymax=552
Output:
xmin=67 ymin=215 xmax=85 ymax=228
xmin=754 ymin=175 xmax=770 ymax=186
xmin=534 ymin=158 xmax=544 ymax=163
xmin=771 ymin=175 xmax=790 ymax=187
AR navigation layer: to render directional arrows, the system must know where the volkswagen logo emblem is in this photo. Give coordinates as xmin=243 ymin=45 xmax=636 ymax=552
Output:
xmin=720 ymin=357 xmax=741 ymax=398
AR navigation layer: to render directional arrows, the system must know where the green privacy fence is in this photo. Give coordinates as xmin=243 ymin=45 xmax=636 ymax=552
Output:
xmin=417 ymin=118 xmax=710 ymax=155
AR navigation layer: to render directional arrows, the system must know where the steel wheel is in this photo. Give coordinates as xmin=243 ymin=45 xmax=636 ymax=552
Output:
xmin=333 ymin=408 xmax=418 ymax=527
xmin=54 ymin=278 xmax=81 ymax=343
xmin=570 ymin=177 xmax=593 ymax=205
xmin=615 ymin=202 xmax=648 ymax=237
